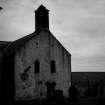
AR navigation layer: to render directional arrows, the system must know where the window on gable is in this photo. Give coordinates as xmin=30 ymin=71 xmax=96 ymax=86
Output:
xmin=34 ymin=60 xmax=40 ymax=73
xmin=51 ymin=60 xmax=56 ymax=73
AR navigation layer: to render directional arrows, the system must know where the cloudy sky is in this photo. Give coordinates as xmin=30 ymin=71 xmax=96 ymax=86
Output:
xmin=0 ymin=0 xmax=105 ymax=72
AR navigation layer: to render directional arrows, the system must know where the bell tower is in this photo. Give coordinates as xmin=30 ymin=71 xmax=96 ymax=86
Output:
xmin=35 ymin=5 xmax=49 ymax=30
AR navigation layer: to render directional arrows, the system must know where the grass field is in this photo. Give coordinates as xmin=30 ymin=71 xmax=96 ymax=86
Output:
xmin=8 ymin=95 xmax=105 ymax=105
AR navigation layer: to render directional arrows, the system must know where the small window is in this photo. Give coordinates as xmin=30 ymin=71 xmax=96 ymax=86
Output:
xmin=36 ymin=42 xmax=39 ymax=48
xmin=51 ymin=60 xmax=56 ymax=73
xmin=34 ymin=60 xmax=40 ymax=73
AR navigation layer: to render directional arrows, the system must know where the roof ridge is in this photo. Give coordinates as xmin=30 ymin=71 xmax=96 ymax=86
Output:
xmin=4 ymin=28 xmax=71 ymax=56
xmin=4 ymin=28 xmax=48 ymax=56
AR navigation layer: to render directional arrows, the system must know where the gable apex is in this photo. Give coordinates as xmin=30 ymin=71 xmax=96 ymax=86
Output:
xmin=4 ymin=29 xmax=71 ymax=56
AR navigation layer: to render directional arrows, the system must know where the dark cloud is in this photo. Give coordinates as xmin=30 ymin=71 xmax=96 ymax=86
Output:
xmin=0 ymin=0 xmax=105 ymax=71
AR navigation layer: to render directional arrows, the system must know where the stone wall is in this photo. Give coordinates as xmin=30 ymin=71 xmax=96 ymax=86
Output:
xmin=15 ymin=30 xmax=71 ymax=100
xmin=0 ymin=51 xmax=3 ymax=98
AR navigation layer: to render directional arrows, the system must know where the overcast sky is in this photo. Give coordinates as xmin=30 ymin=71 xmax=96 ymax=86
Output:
xmin=0 ymin=0 xmax=105 ymax=72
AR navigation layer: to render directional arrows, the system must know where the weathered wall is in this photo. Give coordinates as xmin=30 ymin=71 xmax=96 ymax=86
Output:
xmin=15 ymin=30 xmax=71 ymax=100
xmin=0 ymin=51 xmax=3 ymax=72
xmin=0 ymin=51 xmax=3 ymax=98
xmin=0 ymin=51 xmax=2 ymax=73
xmin=50 ymin=34 xmax=71 ymax=97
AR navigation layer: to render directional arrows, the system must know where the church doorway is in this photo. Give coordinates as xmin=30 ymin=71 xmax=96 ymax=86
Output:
xmin=45 ymin=81 xmax=56 ymax=99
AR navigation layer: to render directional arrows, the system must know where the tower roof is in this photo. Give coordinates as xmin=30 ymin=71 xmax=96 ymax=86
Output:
xmin=35 ymin=5 xmax=49 ymax=12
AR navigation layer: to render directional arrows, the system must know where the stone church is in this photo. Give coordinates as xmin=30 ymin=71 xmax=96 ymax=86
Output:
xmin=0 ymin=5 xmax=71 ymax=102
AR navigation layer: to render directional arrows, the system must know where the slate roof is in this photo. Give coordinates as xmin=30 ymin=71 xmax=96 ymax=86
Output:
xmin=0 ymin=41 xmax=11 ymax=54
xmin=4 ymin=28 xmax=71 ymax=56
xmin=4 ymin=30 xmax=38 ymax=56
xmin=0 ymin=41 xmax=11 ymax=50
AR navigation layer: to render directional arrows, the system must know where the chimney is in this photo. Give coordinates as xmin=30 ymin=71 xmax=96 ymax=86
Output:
xmin=35 ymin=5 xmax=49 ymax=30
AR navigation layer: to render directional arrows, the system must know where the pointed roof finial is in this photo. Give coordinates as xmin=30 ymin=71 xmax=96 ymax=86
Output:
xmin=36 ymin=4 xmax=49 ymax=12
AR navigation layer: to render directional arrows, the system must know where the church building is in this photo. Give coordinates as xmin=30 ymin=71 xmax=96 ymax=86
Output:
xmin=1 ymin=5 xmax=71 ymax=102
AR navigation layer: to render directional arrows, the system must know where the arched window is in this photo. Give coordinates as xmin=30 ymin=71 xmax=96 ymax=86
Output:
xmin=51 ymin=60 xmax=56 ymax=73
xmin=34 ymin=60 xmax=40 ymax=73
